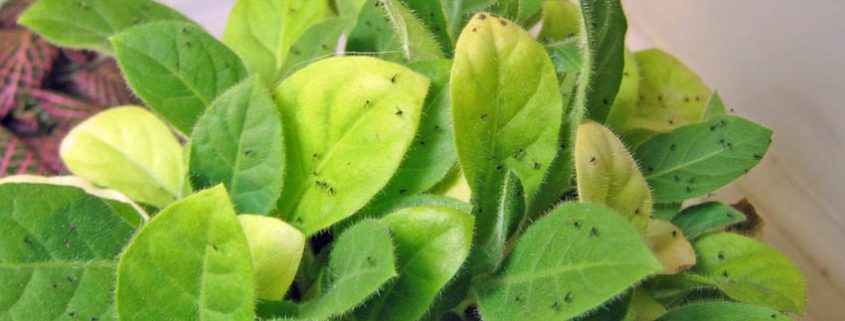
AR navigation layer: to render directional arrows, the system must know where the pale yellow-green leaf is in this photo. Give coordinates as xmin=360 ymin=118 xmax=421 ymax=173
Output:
xmin=575 ymin=121 xmax=650 ymax=232
xmin=238 ymin=215 xmax=304 ymax=300
xmin=646 ymin=219 xmax=696 ymax=275
xmin=60 ymin=107 xmax=185 ymax=208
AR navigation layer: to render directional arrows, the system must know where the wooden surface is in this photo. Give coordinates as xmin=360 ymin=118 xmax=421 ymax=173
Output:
xmin=162 ymin=0 xmax=845 ymax=319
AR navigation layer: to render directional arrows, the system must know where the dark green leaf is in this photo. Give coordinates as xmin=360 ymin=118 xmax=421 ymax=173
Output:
xmin=18 ymin=0 xmax=189 ymax=53
xmin=299 ymin=220 xmax=397 ymax=320
xmin=574 ymin=0 xmax=627 ymax=123
xmin=0 ymin=182 xmax=139 ymax=321
xmin=190 ymin=77 xmax=284 ymax=215
xmin=635 ymin=115 xmax=772 ymax=202
xmin=671 ymin=202 xmax=746 ymax=240
xmin=655 ymin=301 xmax=795 ymax=321
xmin=111 ymin=21 xmax=248 ymax=134
xmin=356 ymin=206 xmax=473 ymax=321
xmin=477 ymin=202 xmax=662 ymax=321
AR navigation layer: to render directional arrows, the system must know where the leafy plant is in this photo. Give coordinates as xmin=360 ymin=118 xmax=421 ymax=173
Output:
xmin=1 ymin=0 xmax=806 ymax=321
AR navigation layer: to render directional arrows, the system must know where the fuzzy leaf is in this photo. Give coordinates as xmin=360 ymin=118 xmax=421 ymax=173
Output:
xmin=60 ymin=107 xmax=185 ymax=208
xmin=526 ymin=39 xmax=581 ymax=218
xmin=605 ymin=49 xmax=640 ymax=130
xmin=0 ymin=29 xmax=57 ymax=117
xmin=646 ymin=219 xmax=696 ymax=275
xmin=671 ymin=202 xmax=746 ymax=240
xmin=691 ymin=232 xmax=806 ymax=312
xmin=451 ymin=13 xmax=562 ymax=269
xmin=622 ymin=49 xmax=712 ymax=135
xmin=224 ymin=0 xmax=327 ymax=85
xmin=655 ymin=301 xmax=795 ymax=321
xmin=18 ymin=0 xmax=189 ymax=53
xmin=575 ymin=121 xmax=651 ymax=232
xmin=356 ymin=194 xmax=472 ymax=223
xmin=380 ymin=0 xmax=444 ymax=62
xmin=635 ymin=115 xmax=772 ymax=202
xmin=116 ymin=186 xmax=255 ymax=321
xmin=190 ymin=77 xmax=284 ymax=215
xmin=373 ymin=59 xmax=456 ymax=203
xmin=238 ymin=215 xmax=304 ymax=301
xmin=346 ymin=0 xmax=404 ymax=62
xmin=0 ymin=182 xmax=139 ymax=321
xmin=356 ymin=206 xmax=473 ymax=321
xmin=537 ymin=0 xmax=580 ymax=42
xmin=273 ymin=57 xmax=429 ymax=235
xmin=574 ymin=0 xmax=627 ymax=123
xmin=477 ymin=202 xmax=662 ymax=321
xmin=299 ymin=220 xmax=397 ymax=320
xmin=400 ymin=0 xmax=452 ymax=52
xmin=280 ymin=17 xmax=350 ymax=78
xmin=111 ymin=21 xmax=248 ymax=134
xmin=490 ymin=0 xmax=543 ymax=25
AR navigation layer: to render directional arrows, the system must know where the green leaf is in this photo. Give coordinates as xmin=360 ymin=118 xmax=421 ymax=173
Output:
xmin=373 ymin=59 xmax=457 ymax=203
xmin=451 ymin=13 xmax=562 ymax=268
xmin=490 ymin=0 xmax=543 ymax=25
xmin=238 ymin=215 xmax=304 ymax=301
xmin=573 ymin=292 xmax=632 ymax=321
xmin=575 ymin=121 xmax=651 ymax=232
xmin=701 ymin=92 xmax=727 ymax=121
xmin=280 ymin=17 xmax=351 ymax=77
xmin=224 ymin=0 xmax=328 ymax=85
xmin=17 ymin=0 xmax=189 ymax=53
xmin=606 ymin=49 xmax=641 ymax=130
xmin=477 ymin=202 xmax=662 ymax=321
xmin=273 ymin=57 xmax=429 ymax=235
xmin=358 ymin=194 xmax=471 ymax=221
xmin=356 ymin=206 xmax=473 ymax=321
xmin=526 ymin=39 xmax=581 ymax=218
xmin=299 ymin=220 xmax=397 ymax=320
xmin=439 ymin=0 xmax=497 ymax=41
xmin=189 ymin=77 xmax=284 ymax=215
xmin=111 ymin=22 xmax=249 ymax=134
xmin=690 ymin=232 xmax=806 ymax=312
xmin=336 ymin=0 xmax=368 ymax=17
xmin=380 ymin=0 xmax=444 ymax=62
xmin=622 ymin=49 xmax=712 ymax=135
xmin=655 ymin=301 xmax=795 ymax=321
xmin=537 ymin=0 xmax=580 ymax=42
xmin=635 ymin=115 xmax=772 ymax=202
xmin=346 ymin=0 xmax=404 ymax=62
xmin=671 ymin=202 xmax=746 ymax=240
xmin=469 ymin=170 xmax=525 ymax=272
xmin=400 ymin=0 xmax=453 ymax=52
xmin=116 ymin=186 xmax=255 ymax=321
xmin=574 ymin=0 xmax=627 ymax=123
xmin=0 ymin=183 xmax=139 ymax=321
xmin=652 ymin=202 xmax=682 ymax=221
xmin=60 ymin=107 xmax=185 ymax=208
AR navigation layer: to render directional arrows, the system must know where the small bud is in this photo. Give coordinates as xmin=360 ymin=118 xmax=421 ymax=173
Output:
xmin=238 ymin=215 xmax=305 ymax=300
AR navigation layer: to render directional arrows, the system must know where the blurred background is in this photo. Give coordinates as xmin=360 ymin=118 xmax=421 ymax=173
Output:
xmin=160 ymin=0 xmax=845 ymax=319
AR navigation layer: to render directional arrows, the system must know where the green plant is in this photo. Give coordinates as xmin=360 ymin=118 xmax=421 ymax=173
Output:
xmin=0 ymin=0 xmax=805 ymax=321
